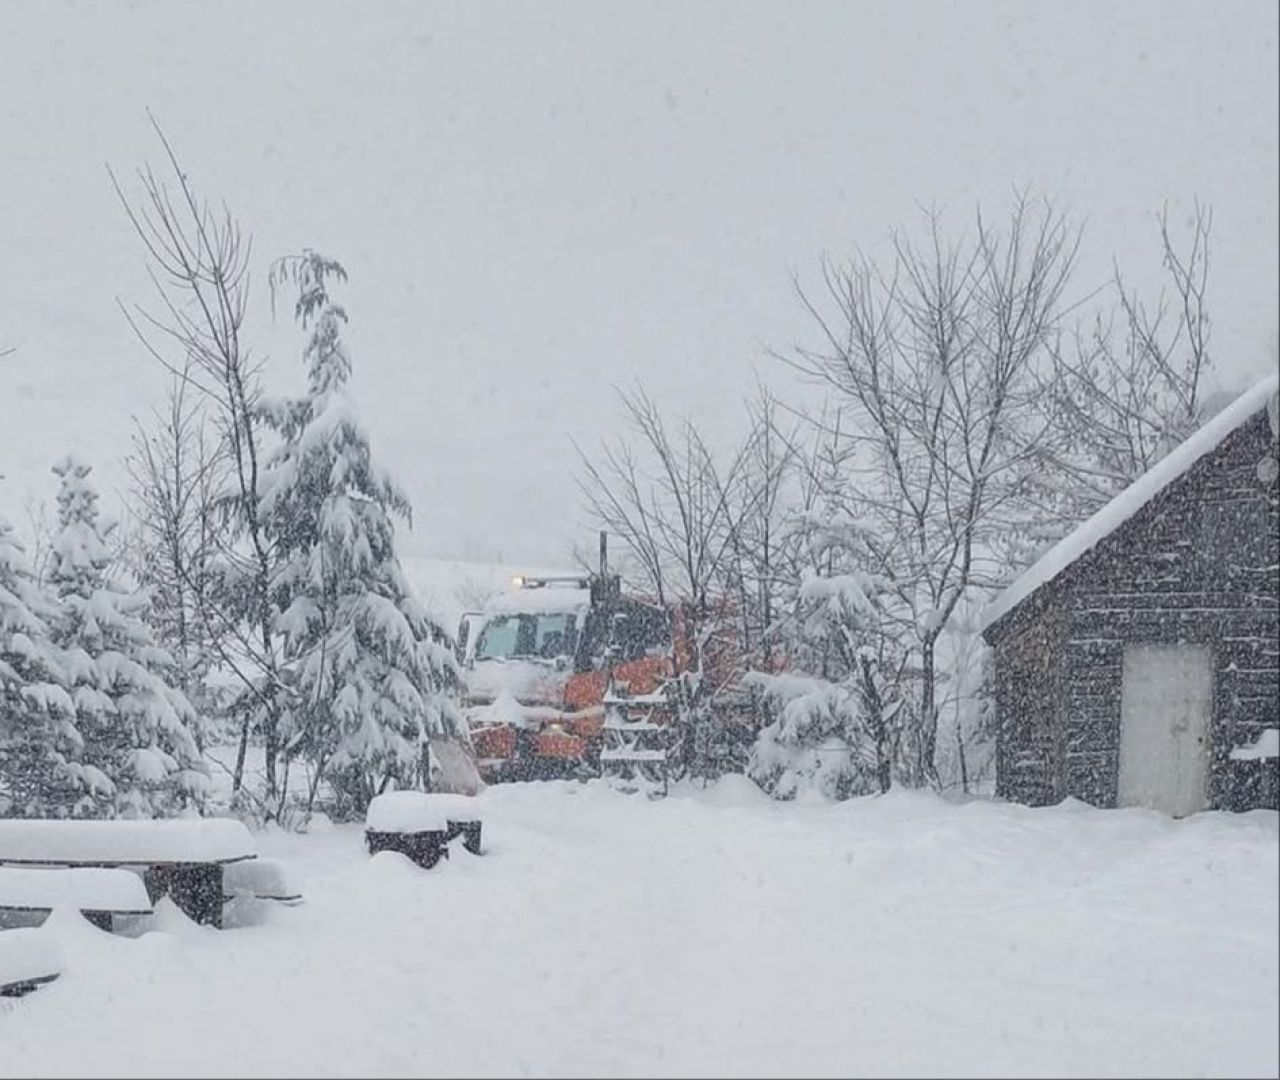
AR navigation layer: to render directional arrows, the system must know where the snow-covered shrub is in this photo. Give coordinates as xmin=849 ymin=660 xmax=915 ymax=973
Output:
xmin=747 ymin=672 xmax=883 ymax=800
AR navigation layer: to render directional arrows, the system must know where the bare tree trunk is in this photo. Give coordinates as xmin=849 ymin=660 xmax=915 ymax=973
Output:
xmin=233 ymin=712 xmax=250 ymax=794
xmin=919 ymin=635 xmax=938 ymax=785
xmin=113 ymin=116 xmax=287 ymax=808
xmin=858 ymin=654 xmax=893 ymax=794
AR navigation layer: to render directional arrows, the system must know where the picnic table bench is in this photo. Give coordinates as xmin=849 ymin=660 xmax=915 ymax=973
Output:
xmin=222 ymin=858 xmax=303 ymax=906
xmin=365 ymin=792 xmax=484 ymax=869
xmin=0 ymin=926 xmax=62 ymax=997
xmin=0 ymin=866 xmax=153 ymax=931
xmin=0 ymin=819 xmax=257 ymax=929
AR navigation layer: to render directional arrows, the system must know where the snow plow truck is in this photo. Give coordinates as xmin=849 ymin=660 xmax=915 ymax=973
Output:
xmin=454 ymin=537 xmax=676 ymax=782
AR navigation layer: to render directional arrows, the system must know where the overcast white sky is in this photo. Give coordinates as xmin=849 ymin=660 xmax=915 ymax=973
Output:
xmin=1 ymin=0 xmax=1276 ymax=565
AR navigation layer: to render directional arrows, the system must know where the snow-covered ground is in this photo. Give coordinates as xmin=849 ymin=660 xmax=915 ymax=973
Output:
xmin=0 ymin=781 xmax=1275 ymax=1078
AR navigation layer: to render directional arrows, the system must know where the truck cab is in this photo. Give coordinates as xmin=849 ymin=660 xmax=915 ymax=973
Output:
xmin=456 ymin=573 xmax=671 ymax=781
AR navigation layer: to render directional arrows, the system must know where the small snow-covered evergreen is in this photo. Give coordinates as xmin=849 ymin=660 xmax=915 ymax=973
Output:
xmin=748 ymin=673 xmax=878 ymax=800
xmin=0 ymin=517 xmax=82 ymax=816
xmin=261 ymin=252 xmax=464 ymax=817
xmin=46 ymin=457 xmax=207 ymax=817
xmin=748 ymin=517 xmax=903 ymax=800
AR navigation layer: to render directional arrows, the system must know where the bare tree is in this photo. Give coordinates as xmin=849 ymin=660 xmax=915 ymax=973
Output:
xmin=1030 ymin=201 xmax=1216 ymax=536
xmin=123 ymin=364 xmax=226 ymax=752
xmin=784 ymin=194 xmax=1081 ymax=783
xmin=20 ymin=494 xmax=55 ymax=587
xmin=111 ymin=116 xmax=289 ymax=804
xmin=762 ymin=403 xmax=918 ymax=792
xmin=576 ymin=385 xmax=760 ymax=777
xmin=721 ymin=385 xmax=798 ymax=674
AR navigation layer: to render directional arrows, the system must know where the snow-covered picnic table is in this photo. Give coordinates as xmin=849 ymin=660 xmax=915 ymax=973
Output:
xmin=0 ymin=819 xmax=255 ymax=867
xmin=222 ymin=859 xmax=302 ymax=906
xmin=0 ymin=867 xmax=152 ymax=931
xmin=365 ymin=792 xmax=483 ymax=833
xmin=0 ymin=927 xmax=62 ymax=997
xmin=0 ymin=819 xmax=257 ymax=928
xmin=365 ymin=791 xmax=485 ymax=868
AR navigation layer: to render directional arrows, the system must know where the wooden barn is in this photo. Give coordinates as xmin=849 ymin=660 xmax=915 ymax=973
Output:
xmin=982 ymin=374 xmax=1280 ymax=816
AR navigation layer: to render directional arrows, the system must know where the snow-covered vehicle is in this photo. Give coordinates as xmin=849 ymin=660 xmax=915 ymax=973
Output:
xmin=455 ymin=567 xmax=672 ymax=781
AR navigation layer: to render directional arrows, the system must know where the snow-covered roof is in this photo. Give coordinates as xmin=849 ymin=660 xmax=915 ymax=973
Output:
xmin=0 ymin=818 xmax=257 ymax=866
xmin=983 ymin=374 xmax=1280 ymax=634
xmin=485 ymin=583 xmax=592 ymax=616
xmin=400 ymin=556 xmax=583 ymax=630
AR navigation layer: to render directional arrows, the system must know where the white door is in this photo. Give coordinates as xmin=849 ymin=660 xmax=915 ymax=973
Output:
xmin=1118 ymin=644 xmax=1212 ymax=816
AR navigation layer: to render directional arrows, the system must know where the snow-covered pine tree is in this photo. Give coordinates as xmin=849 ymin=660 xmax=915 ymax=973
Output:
xmin=747 ymin=516 xmax=905 ymax=800
xmin=0 ymin=515 xmax=83 ymax=816
xmin=747 ymin=672 xmax=879 ymax=800
xmin=261 ymin=251 xmax=466 ymax=818
xmin=46 ymin=457 xmax=208 ymax=818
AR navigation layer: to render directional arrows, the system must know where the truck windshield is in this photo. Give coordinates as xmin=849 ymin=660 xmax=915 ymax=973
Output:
xmin=474 ymin=613 xmax=577 ymax=662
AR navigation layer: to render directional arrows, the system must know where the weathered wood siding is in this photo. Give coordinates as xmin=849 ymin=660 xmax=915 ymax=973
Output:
xmin=989 ymin=408 xmax=1279 ymax=811
xmin=993 ymin=602 xmax=1062 ymax=806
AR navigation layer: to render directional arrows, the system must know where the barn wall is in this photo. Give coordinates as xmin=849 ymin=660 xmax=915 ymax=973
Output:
xmin=992 ymin=408 xmax=1279 ymax=812
xmin=993 ymin=601 xmax=1062 ymax=806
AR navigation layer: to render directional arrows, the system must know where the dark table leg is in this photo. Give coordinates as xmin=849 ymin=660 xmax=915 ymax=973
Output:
xmin=144 ymin=864 xmax=225 ymax=928
xmin=447 ymin=820 xmax=483 ymax=855
xmin=365 ymin=829 xmax=448 ymax=869
xmin=82 ymin=910 xmax=113 ymax=932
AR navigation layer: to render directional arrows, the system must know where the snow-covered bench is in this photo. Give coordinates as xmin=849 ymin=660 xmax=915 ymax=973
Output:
xmin=0 ymin=819 xmax=257 ymax=928
xmin=0 ymin=927 xmax=62 ymax=997
xmin=222 ymin=858 xmax=302 ymax=906
xmin=0 ymin=866 xmax=153 ymax=932
xmin=365 ymin=791 xmax=484 ymax=869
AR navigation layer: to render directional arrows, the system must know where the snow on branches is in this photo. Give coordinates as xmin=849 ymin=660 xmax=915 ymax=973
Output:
xmin=46 ymin=457 xmax=207 ymax=817
xmin=260 ymin=251 xmax=466 ymax=817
